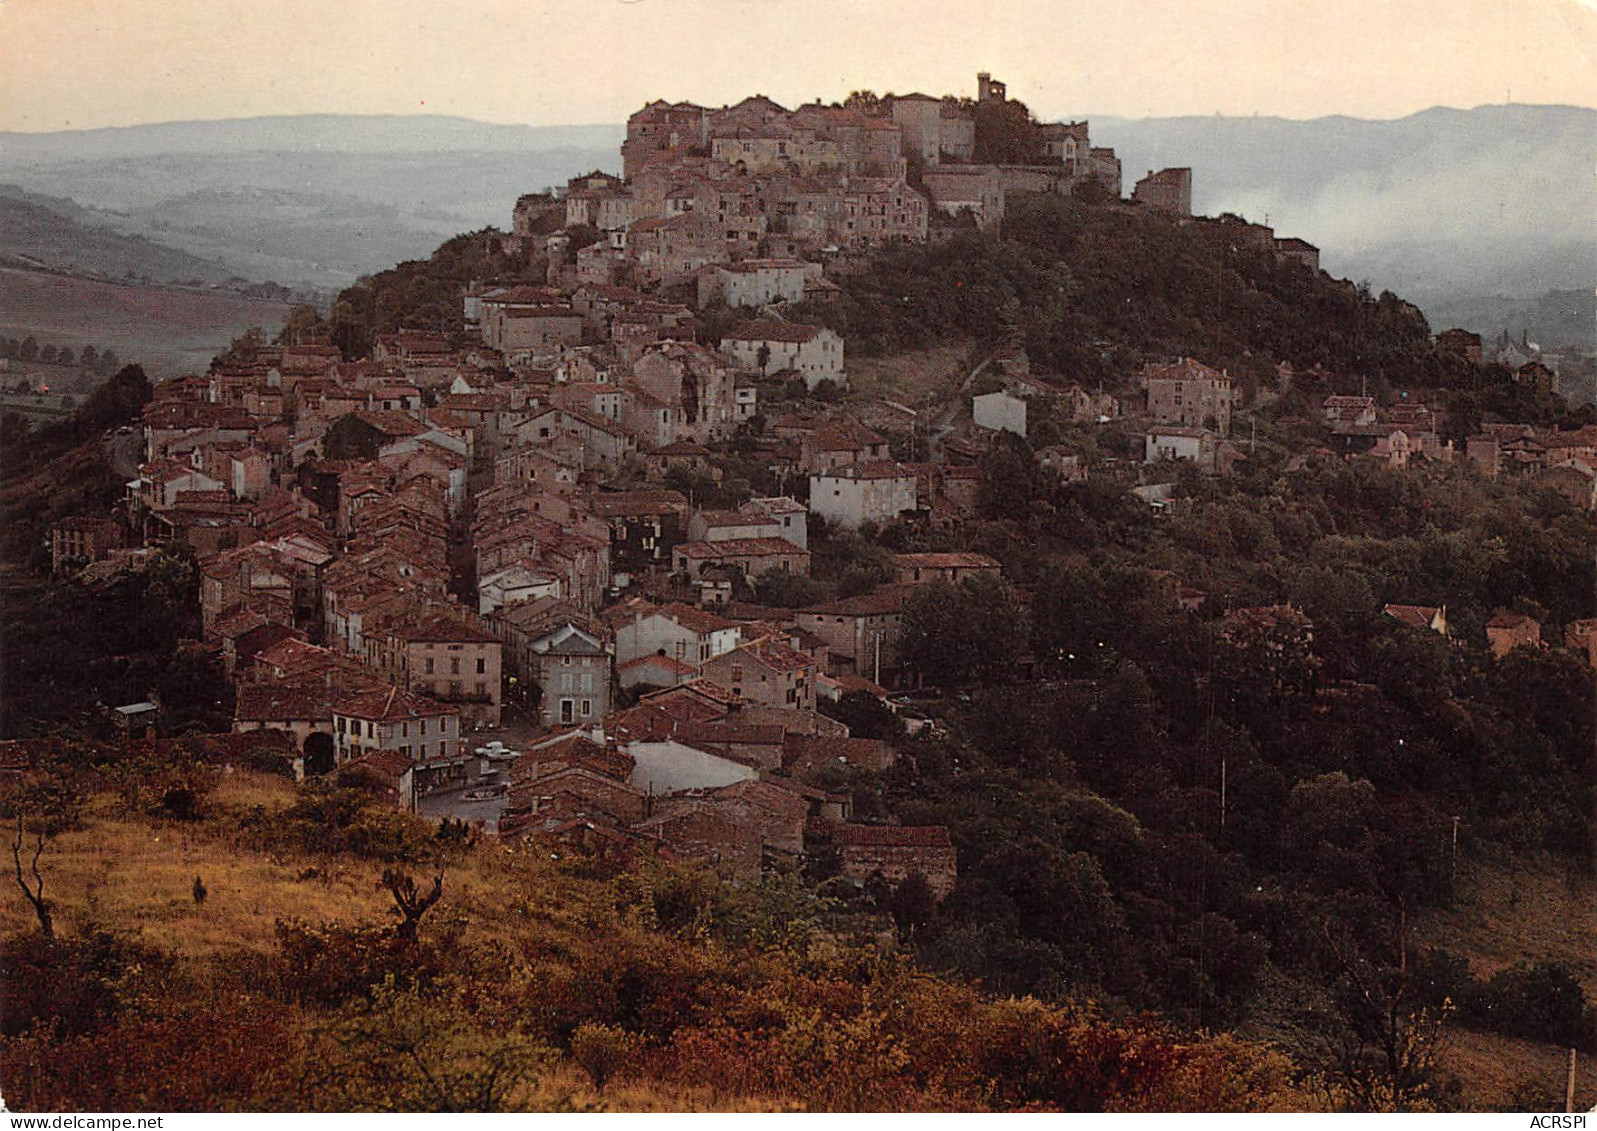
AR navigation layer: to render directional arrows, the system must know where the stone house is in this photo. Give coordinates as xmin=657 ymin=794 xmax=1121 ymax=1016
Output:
xmin=364 ymin=613 xmax=503 ymax=729
xmin=921 ymin=166 xmax=1005 ymax=231
xmin=331 ymin=684 xmax=463 ymax=769
xmin=701 ymin=778 xmax=809 ymax=856
xmin=50 ymin=516 xmax=122 ymax=574
xmin=894 ymin=552 xmax=1001 ymax=586
xmin=513 ymin=406 xmax=634 ymax=475
xmin=1536 ymin=461 xmax=1597 ymax=511
xmin=1485 ymin=611 xmax=1542 ymax=658
xmin=634 ymin=806 xmax=763 ymax=879
xmin=1089 ymin=147 xmax=1122 ymax=195
xmin=338 ymin=749 xmax=417 ymax=811
xmin=1132 ymin=167 xmax=1192 ymax=216
xmin=1436 ymin=329 xmax=1483 ymax=364
xmin=796 ymin=585 xmax=910 ymax=681
xmin=608 ymin=599 xmax=743 ymax=670
xmin=828 ymin=824 xmax=957 ymax=901
xmin=627 ymin=213 xmax=728 ymax=286
xmin=1323 ymin=395 xmax=1378 ymax=427
xmin=1143 ymin=357 xmax=1233 ymax=435
xmin=798 ymin=419 xmax=890 ymax=473
xmin=1565 ymin=618 xmax=1597 ymax=667
xmin=700 ymin=636 xmax=815 ymax=710
xmin=720 ymin=322 xmax=845 ymax=390
xmin=628 ymin=341 xmax=740 ymax=444
xmin=477 ymin=565 xmax=561 ymax=615
xmin=808 ymin=462 xmax=919 ymax=529
xmin=672 ymin=537 xmax=811 ymax=581
xmin=700 ymin=259 xmax=814 ymax=309
xmin=1273 ymin=237 xmax=1320 ymax=271
xmin=687 ymin=508 xmax=784 ymax=545
xmin=232 ymin=680 xmax=337 ymax=772
xmin=742 ymin=496 xmax=808 ymax=550
xmin=1145 ymin=426 xmax=1214 ymax=468
xmin=487 ymin=600 xmax=613 ymax=726
xmin=617 ymin=652 xmax=702 ymax=691
xmin=590 ymin=488 xmax=691 ymax=574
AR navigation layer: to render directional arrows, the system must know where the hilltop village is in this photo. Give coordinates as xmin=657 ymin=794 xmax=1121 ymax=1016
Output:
xmin=17 ymin=74 xmax=1597 ymax=902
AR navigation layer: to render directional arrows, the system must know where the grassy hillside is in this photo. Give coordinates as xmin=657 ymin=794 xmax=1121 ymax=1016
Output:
xmin=0 ymin=764 xmax=1310 ymax=1112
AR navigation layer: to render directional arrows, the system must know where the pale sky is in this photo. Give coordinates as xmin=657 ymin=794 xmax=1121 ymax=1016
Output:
xmin=1 ymin=0 xmax=1594 ymax=132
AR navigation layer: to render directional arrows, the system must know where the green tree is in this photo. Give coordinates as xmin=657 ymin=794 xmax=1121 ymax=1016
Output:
xmin=900 ymin=574 xmax=1029 ymax=686
xmin=977 ymin=431 xmax=1040 ymax=521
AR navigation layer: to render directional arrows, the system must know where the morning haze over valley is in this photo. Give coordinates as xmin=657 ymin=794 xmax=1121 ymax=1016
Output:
xmin=0 ymin=0 xmax=1594 ymax=1117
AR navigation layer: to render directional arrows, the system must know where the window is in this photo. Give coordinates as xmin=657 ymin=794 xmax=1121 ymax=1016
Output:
xmin=450 ymin=657 xmax=461 ymax=675
xmin=450 ymin=681 xmax=462 ymax=697
xmin=424 ymin=658 xmax=434 ymax=674
xmin=475 ymin=681 xmax=487 ymax=697
xmin=421 ymin=719 xmax=428 ymax=736
xmin=401 ymin=722 xmax=408 ymax=738
xmin=476 ymin=657 xmax=486 ymax=674
xmin=419 ymin=743 xmax=427 ymax=757
xmin=581 ymin=699 xmax=592 ymax=717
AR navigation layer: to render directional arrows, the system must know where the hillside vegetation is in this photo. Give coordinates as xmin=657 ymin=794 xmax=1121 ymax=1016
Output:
xmin=794 ymin=189 xmax=1442 ymax=399
xmin=0 ymin=765 xmax=1307 ymax=1112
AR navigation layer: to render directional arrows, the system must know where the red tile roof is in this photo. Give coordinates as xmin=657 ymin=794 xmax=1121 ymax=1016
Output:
xmin=675 ymin=537 xmax=809 ymax=559
xmin=724 ymin=320 xmax=824 ymax=344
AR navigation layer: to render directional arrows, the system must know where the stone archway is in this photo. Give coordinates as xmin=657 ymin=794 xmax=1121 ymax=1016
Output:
xmin=303 ymin=732 xmax=335 ymax=776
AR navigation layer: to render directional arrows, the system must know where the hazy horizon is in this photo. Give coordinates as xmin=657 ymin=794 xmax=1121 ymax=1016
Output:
xmin=2 ymin=0 xmax=1594 ymax=134
xmin=4 ymin=100 xmax=1595 ymax=139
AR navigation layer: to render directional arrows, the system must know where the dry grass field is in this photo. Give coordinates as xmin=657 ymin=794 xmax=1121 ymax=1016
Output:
xmin=846 ymin=343 xmax=975 ymax=403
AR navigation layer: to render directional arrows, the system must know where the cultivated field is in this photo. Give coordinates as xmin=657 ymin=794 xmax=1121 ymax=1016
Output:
xmin=0 ymin=267 xmax=292 ymax=377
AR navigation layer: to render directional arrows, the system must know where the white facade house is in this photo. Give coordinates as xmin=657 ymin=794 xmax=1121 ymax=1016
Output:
xmin=611 ymin=602 xmax=742 ymax=668
xmin=973 ymin=390 xmax=1028 ymax=436
xmin=477 ymin=566 xmax=562 ymax=615
xmin=721 ymin=322 xmax=846 ymax=390
xmin=711 ymin=260 xmax=812 ymax=308
xmin=331 ymin=688 xmax=462 ymax=766
xmin=1145 ymin=426 xmax=1213 ymax=465
xmin=809 ymin=463 xmax=919 ymax=529
xmin=743 ymin=496 xmax=809 ymax=551
xmin=526 ymin=622 xmax=612 ymax=728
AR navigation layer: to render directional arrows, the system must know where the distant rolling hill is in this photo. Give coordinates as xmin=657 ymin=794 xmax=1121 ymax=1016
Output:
xmin=0 ymin=189 xmax=235 ymax=283
xmin=1 ymin=106 xmax=1589 ymax=343
xmin=1088 ymin=104 xmax=1596 ymax=342
xmin=0 ymin=116 xmax=623 ymax=288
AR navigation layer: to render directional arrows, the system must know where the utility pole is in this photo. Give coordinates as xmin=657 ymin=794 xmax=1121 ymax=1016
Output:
xmin=1219 ymin=752 xmax=1227 ymax=830
xmin=1566 ymin=1047 xmax=1577 ymax=1114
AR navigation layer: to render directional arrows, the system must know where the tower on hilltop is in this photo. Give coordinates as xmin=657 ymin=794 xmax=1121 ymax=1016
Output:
xmin=977 ymin=72 xmax=1007 ymax=104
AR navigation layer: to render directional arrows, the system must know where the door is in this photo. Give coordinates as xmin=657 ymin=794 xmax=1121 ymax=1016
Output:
xmin=560 ymin=698 xmax=574 ymax=724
